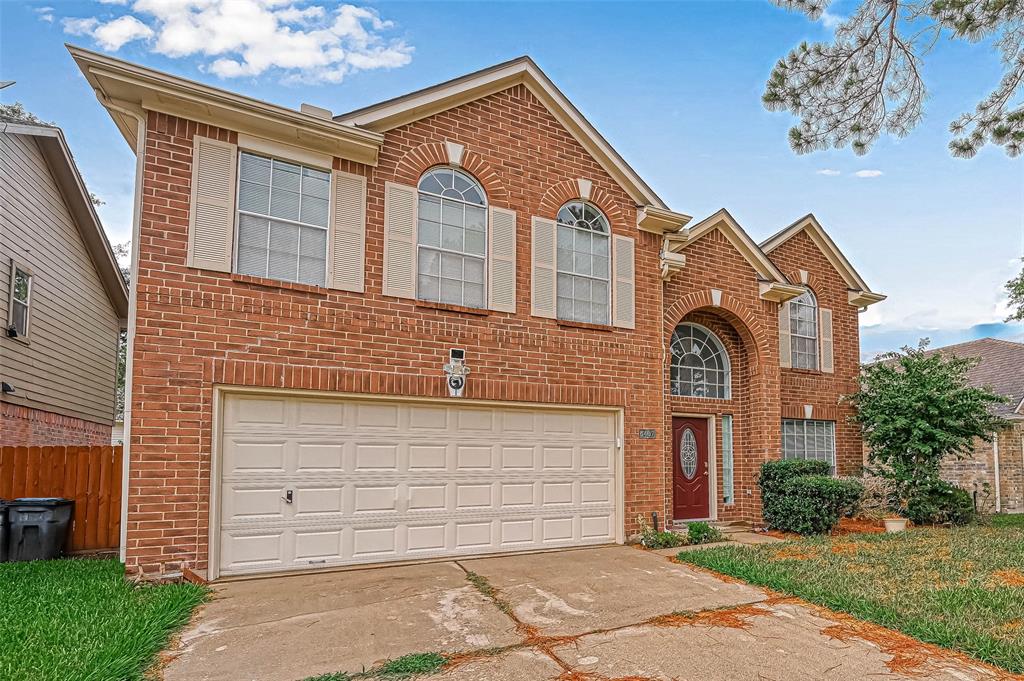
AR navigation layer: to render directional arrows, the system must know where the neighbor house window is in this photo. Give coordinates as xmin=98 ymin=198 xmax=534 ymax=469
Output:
xmin=670 ymin=323 xmax=731 ymax=398
xmin=416 ymin=167 xmax=487 ymax=308
xmin=556 ymin=201 xmax=610 ymax=325
xmin=235 ymin=151 xmax=331 ymax=287
xmin=721 ymin=415 xmax=734 ymax=504
xmin=8 ymin=263 xmax=32 ymax=339
xmin=789 ymin=289 xmax=818 ymax=370
xmin=782 ymin=419 xmax=835 ymax=471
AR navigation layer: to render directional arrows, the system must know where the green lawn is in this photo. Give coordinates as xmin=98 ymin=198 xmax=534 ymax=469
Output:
xmin=677 ymin=521 xmax=1024 ymax=672
xmin=0 ymin=558 xmax=207 ymax=681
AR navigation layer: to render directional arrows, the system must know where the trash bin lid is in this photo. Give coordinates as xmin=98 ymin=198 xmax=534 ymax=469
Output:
xmin=10 ymin=497 xmax=73 ymax=506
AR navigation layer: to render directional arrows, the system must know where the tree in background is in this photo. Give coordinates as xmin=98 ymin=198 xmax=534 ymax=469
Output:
xmin=112 ymin=242 xmax=131 ymax=422
xmin=1007 ymin=260 xmax=1024 ymax=322
xmin=849 ymin=340 xmax=1007 ymax=517
xmin=764 ymin=0 xmax=1024 ymax=157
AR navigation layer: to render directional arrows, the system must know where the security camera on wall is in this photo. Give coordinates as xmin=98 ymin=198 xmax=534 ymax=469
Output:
xmin=443 ymin=348 xmax=469 ymax=397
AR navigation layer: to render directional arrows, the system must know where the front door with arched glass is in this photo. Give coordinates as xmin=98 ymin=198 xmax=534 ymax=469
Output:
xmin=672 ymin=417 xmax=710 ymax=519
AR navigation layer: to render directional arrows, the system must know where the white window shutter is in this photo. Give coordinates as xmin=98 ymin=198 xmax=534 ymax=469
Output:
xmin=488 ymin=207 xmax=517 ymax=312
xmin=530 ymin=216 xmax=556 ymax=318
xmin=187 ymin=136 xmax=237 ymax=272
xmin=612 ymin=234 xmax=635 ymax=329
xmin=820 ymin=307 xmax=834 ymax=373
xmin=329 ymin=170 xmax=366 ymax=292
xmin=383 ymin=181 xmax=418 ymax=299
xmin=778 ymin=301 xmax=792 ymax=369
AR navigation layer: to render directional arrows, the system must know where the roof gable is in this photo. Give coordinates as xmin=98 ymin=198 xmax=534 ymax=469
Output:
xmin=335 ymin=57 xmax=668 ymax=211
xmin=1 ymin=120 xmax=128 ymax=320
xmin=761 ymin=214 xmax=884 ymax=307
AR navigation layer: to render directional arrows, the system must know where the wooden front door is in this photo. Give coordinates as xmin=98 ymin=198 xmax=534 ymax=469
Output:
xmin=672 ymin=417 xmax=710 ymax=520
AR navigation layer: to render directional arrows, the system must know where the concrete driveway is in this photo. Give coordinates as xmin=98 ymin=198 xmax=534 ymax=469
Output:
xmin=164 ymin=546 xmax=1007 ymax=681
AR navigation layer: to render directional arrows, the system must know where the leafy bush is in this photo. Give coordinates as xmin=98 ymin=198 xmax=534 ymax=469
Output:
xmin=759 ymin=459 xmax=831 ymax=496
xmin=685 ymin=521 xmax=723 ymax=545
xmin=759 ymin=461 xmax=863 ymax=535
xmin=906 ymin=478 xmax=976 ymax=526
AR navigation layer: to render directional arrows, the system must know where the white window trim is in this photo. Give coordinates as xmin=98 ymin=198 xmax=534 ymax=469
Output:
xmin=415 ymin=166 xmax=489 ymax=309
xmin=232 ymin=149 xmax=333 ymax=287
xmin=7 ymin=260 xmax=33 ymax=343
xmin=670 ymin=322 xmax=732 ymax=400
xmin=781 ymin=419 xmax=836 ymax=472
xmin=555 ymin=200 xmax=611 ymax=325
xmin=789 ymin=289 xmax=819 ymax=370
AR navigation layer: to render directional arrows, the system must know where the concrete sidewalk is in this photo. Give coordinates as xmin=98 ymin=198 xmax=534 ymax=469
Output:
xmin=163 ymin=545 xmax=1006 ymax=681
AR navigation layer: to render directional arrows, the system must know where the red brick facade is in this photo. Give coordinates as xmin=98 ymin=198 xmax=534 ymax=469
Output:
xmin=126 ymin=85 xmax=872 ymax=576
xmin=0 ymin=402 xmax=112 ymax=446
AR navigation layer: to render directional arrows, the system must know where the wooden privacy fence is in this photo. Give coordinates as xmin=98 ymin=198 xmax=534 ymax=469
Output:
xmin=0 ymin=445 xmax=122 ymax=552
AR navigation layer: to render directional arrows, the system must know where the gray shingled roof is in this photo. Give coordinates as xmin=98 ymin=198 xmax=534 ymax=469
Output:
xmin=926 ymin=338 xmax=1024 ymax=418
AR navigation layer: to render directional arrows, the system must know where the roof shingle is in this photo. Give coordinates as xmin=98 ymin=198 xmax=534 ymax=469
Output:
xmin=925 ymin=338 xmax=1024 ymax=418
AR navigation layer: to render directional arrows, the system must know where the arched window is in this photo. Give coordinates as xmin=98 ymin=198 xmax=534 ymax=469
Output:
xmin=789 ymin=289 xmax=818 ymax=370
xmin=416 ymin=167 xmax=487 ymax=308
xmin=670 ymin=323 xmax=731 ymax=398
xmin=556 ymin=201 xmax=610 ymax=325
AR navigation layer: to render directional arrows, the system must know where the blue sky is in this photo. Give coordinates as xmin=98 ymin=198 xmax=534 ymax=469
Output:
xmin=3 ymin=0 xmax=1022 ymax=358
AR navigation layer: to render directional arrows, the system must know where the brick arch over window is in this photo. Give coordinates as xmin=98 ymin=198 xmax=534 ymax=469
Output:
xmin=664 ymin=290 xmax=772 ymax=369
xmin=783 ymin=269 xmax=824 ymax=296
xmin=538 ymin=179 xmax=624 ymax=226
xmin=393 ymin=142 xmax=509 ymax=203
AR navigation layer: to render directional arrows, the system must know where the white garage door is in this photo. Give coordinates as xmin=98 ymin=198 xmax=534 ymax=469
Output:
xmin=216 ymin=393 xmax=620 ymax=576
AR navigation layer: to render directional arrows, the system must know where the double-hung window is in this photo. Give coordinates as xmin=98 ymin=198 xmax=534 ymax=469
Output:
xmin=789 ymin=290 xmax=819 ymax=370
xmin=7 ymin=263 xmax=32 ymax=339
xmin=556 ymin=201 xmax=610 ymax=325
xmin=235 ymin=152 xmax=331 ymax=287
xmin=416 ymin=167 xmax=487 ymax=308
xmin=782 ymin=419 xmax=836 ymax=472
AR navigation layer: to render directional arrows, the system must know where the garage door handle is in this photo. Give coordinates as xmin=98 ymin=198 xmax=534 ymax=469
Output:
xmin=282 ymin=490 xmax=294 ymax=504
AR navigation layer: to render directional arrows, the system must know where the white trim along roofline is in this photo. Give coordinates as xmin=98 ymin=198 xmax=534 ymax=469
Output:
xmin=761 ymin=213 xmax=885 ymax=306
xmin=335 ymin=56 xmax=672 ymax=214
xmin=67 ymin=44 xmax=384 ymax=166
xmin=1 ymin=119 xmax=129 ymax=321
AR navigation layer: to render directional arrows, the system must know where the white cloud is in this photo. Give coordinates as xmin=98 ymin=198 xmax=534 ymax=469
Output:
xmin=93 ymin=15 xmax=155 ymax=50
xmin=854 ymin=169 xmax=884 ymax=178
xmin=60 ymin=1 xmax=413 ymax=84
xmin=35 ymin=6 xmax=55 ymax=22
xmin=820 ymin=11 xmax=845 ymax=29
xmin=816 ymin=168 xmax=841 ymax=176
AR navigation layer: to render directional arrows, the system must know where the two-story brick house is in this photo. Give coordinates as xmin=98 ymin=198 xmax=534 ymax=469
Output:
xmin=71 ymin=46 xmax=884 ymax=579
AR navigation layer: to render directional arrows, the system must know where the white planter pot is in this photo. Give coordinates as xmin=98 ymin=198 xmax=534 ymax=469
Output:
xmin=884 ymin=518 xmax=908 ymax=533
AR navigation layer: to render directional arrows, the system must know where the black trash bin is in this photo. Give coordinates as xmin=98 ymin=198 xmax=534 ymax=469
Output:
xmin=6 ymin=498 xmax=74 ymax=562
xmin=0 ymin=500 xmax=8 ymax=563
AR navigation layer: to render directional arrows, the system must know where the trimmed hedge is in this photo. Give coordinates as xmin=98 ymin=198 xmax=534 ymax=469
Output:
xmin=759 ymin=460 xmax=863 ymax=535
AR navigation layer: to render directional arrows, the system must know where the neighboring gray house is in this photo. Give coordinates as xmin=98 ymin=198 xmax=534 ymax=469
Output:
xmin=0 ymin=113 xmax=128 ymax=445
xmin=928 ymin=338 xmax=1024 ymax=514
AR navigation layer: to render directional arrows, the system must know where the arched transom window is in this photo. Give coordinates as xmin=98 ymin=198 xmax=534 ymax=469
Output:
xmin=670 ymin=323 xmax=731 ymax=399
xmin=417 ymin=167 xmax=487 ymax=308
xmin=789 ymin=289 xmax=818 ymax=370
xmin=556 ymin=201 xmax=610 ymax=325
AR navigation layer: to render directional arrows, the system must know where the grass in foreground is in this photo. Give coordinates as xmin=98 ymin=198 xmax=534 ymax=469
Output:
xmin=304 ymin=653 xmax=447 ymax=681
xmin=677 ymin=524 xmax=1024 ymax=672
xmin=0 ymin=558 xmax=207 ymax=681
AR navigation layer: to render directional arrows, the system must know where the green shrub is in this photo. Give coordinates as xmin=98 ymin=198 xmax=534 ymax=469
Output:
xmin=685 ymin=521 xmax=723 ymax=545
xmin=906 ymin=478 xmax=975 ymax=526
xmin=759 ymin=461 xmax=863 ymax=535
xmin=640 ymin=528 xmax=684 ymax=549
xmin=759 ymin=459 xmax=831 ymax=496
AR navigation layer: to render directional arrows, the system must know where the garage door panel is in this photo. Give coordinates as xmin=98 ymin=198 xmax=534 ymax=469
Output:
xmin=218 ymin=395 xmax=619 ymax=576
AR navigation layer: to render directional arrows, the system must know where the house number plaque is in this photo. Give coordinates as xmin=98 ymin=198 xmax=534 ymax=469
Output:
xmin=638 ymin=429 xmax=657 ymax=439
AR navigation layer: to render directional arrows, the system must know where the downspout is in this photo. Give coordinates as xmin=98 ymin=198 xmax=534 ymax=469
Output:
xmin=993 ymin=431 xmax=1002 ymax=514
xmin=103 ymin=99 xmax=146 ymax=563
